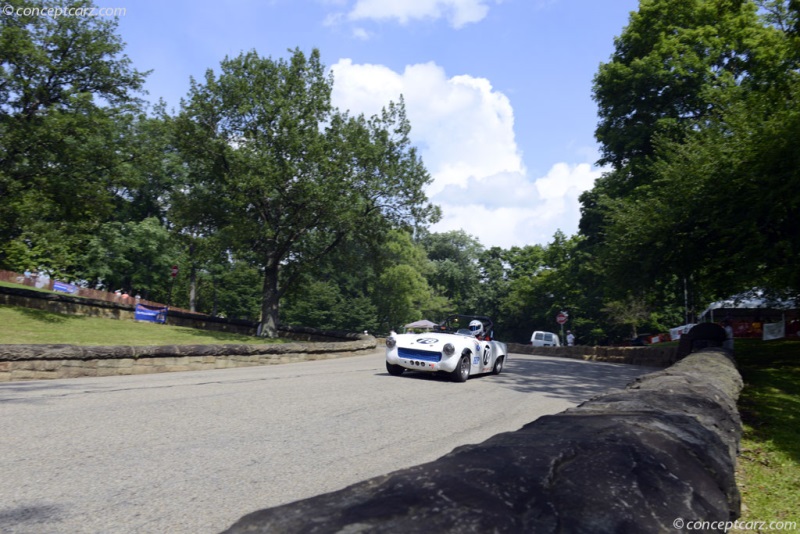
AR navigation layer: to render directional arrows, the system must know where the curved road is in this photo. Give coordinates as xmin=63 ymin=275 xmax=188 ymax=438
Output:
xmin=0 ymin=350 xmax=652 ymax=533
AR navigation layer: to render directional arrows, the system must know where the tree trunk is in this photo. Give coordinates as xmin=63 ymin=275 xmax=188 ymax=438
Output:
xmin=259 ymin=260 xmax=280 ymax=338
xmin=189 ymin=265 xmax=197 ymax=312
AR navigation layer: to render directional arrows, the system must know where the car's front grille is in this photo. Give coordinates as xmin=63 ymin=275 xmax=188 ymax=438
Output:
xmin=397 ymin=347 xmax=442 ymax=362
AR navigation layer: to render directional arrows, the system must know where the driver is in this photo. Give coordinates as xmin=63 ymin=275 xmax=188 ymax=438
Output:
xmin=469 ymin=320 xmax=485 ymax=339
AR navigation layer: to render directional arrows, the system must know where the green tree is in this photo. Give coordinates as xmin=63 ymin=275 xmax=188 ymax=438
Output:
xmin=175 ymin=49 xmax=438 ymax=337
xmin=579 ymin=0 xmax=799 ymax=323
xmin=190 ymin=258 xmax=262 ymax=321
xmin=0 ymin=0 xmax=148 ymax=271
xmin=603 ymin=84 xmax=800 ymax=302
xmin=77 ymin=217 xmax=179 ymax=299
xmin=594 ymin=0 xmax=800 ymax=303
xmin=602 ymin=294 xmax=653 ymax=339
xmin=475 ymin=246 xmax=508 ymax=323
xmin=583 ymin=0 xmax=780 ymax=248
xmin=373 ymin=264 xmax=433 ymax=332
xmin=592 ymin=0 xmax=767 ymax=178
xmin=417 ymin=230 xmax=483 ymax=314
xmin=280 ymin=228 xmax=447 ymax=334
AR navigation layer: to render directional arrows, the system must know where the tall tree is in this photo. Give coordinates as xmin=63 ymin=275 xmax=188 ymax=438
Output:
xmin=578 ymin=0 xmax=797 ymax=320
xmin=0 ymin=0 xmax=147 ymax=271
xmin=582 ymin=0 xmax=776 ymax=248
xmin=592 ymin=0 xmax=800 ymax=302
xmin=175 ymin=49 xmax=438 ymax=337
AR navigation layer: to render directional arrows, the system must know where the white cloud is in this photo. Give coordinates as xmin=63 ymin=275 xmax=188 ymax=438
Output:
xmin=345 ymin=0 xmax=493 ymax=28
xmin=433 ymin=163 xmax=605 ymax=248
xmin=351 ymin=27 xmax=372 ymax=39
xmin=330 ymin=58 xmax=603 ymax=248
xmin=330 ymin=59 xmax=522 ymax=196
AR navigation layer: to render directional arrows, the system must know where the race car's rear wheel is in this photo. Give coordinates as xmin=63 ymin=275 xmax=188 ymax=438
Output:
xmin=386 ymin=362 xmax=405 ymax=376
xmin=451 ymin=353 xmax=470 ymax=383
xmin=492 ymin=356 xmax=504 ymax=375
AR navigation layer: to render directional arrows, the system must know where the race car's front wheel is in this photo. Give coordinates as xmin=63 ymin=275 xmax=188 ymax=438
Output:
xmin=386 ymin=362 xmax=405 ymax=376
xmin=451 ymin=354 xmax=470 ymax=383
xmin=492 ymin=356 xmax=504 ymax=375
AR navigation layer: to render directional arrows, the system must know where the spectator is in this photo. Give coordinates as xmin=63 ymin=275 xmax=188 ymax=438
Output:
xmin=566 ymin=330 xmax=575 ymax=346
xmin=723 ymin=320 xmax=734 ymax=351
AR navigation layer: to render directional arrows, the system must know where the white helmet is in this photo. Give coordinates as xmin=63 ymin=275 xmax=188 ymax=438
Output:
xmin=469 ymin=320 xmax=484 ymax=337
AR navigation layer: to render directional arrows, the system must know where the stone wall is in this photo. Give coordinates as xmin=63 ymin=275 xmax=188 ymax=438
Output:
xmin=223 ymin=348 xmax=742 ymax=533
xmin=0 ymin=337 xmax=376 ymax=381
xmin=508 ymin=342 xmax=678 ymax=367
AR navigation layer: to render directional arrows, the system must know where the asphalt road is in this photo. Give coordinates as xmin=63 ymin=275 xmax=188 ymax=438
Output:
xmin=0 ymin=350 xmax=653 ymax=533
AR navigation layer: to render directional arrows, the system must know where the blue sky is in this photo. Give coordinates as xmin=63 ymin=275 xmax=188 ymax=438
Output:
xmin=116 ymin=0 xmax=640 ymax=249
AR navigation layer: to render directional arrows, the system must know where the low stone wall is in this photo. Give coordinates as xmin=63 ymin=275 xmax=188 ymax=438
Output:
xmin=0 ymin=336 xmax=376 ymax=381
xmin=508 ymin=342 xmax=678 ymax=367
xmin=223 ymin=348 xmax=742 ymax=533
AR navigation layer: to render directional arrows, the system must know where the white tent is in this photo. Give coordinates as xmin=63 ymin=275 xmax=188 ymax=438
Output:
xmin=404 ymin=319 xmax=437 ymax=331
xmin=700 ymin=289 xmax=797 ymax=321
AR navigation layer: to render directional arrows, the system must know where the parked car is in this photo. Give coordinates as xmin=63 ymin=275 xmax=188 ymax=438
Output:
xmin=385 ymin=315 xmax=508 ymax=382
xmin=530 ymin=330 xmax=560 ymax=347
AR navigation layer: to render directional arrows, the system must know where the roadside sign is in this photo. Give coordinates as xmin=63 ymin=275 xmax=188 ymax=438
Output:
xmin=171 ymin=265 xmax=179 ymax=278
xmin=556 ymin=312 xmax=568 ymax=325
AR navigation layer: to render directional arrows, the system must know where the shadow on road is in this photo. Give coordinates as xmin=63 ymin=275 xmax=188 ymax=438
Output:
xmin=375 ymin=354 xmax=655 ymax=404
xmin=494 ymin=356 xmax=653 ymax=403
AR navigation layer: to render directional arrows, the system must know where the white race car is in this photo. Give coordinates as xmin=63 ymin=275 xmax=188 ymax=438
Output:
xmin=385 ymin=315 xmax=508 ymax=382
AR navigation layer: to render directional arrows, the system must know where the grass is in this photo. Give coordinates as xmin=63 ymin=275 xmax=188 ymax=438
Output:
xmin=0 ymin=304 xmax=281 ymax=346
xmin=0 ymin=279 xmax=59 ymax=295
xmin=735 ymin=338 xmax=800 ymax=527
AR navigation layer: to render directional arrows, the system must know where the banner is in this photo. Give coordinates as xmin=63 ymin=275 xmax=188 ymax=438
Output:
xmin=763 ymin=319 xmax=785 ymax=341
xmin=135 ymin=303 xmax=168 ymax=324
xmin=53 ymin=280 xmax=78 ymax=294
xmin=669 ymin=324 xmax=695 ymax=341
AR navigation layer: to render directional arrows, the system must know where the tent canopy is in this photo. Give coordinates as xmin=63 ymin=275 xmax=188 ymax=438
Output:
xmin=404 ymin=319 xmax=437 ymax=330
xmin=700 ymin=289 xmax=797 ymax=320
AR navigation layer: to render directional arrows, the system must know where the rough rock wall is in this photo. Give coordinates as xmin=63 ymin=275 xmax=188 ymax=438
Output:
xmin=223 ymin=348 xmax=742 ymax=534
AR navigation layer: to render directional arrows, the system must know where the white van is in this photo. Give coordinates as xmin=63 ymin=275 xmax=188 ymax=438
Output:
xmin=530 ymin=331 xmax=561 ymax=347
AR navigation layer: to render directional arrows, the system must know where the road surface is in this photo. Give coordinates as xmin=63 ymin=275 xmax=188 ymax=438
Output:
xmin=0 ymin=349 xmax=653 ymax=533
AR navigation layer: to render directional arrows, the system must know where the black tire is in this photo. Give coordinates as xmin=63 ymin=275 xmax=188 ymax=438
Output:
xmin=386 ymin=362 xmax=405 ymax=376
xmin=451 ymin=353 xmax=471 ymax=383
xmin=492 ymin=356 xmax=504 ymax=375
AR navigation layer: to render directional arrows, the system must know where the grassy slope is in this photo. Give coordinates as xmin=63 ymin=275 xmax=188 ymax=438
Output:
xmin=0 ymin=304 xmax=278 ymax=345
xmin=735 ymin=339 xmax=800 ymax=527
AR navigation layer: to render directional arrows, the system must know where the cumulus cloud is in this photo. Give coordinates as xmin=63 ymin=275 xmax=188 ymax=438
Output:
xmin=329 ymin=58 xmax=603 ymax=248
xmin=330 ymin=59 xmax=522 ymax=196
xmin=433 ymin=163 xmax=604 ymax=248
